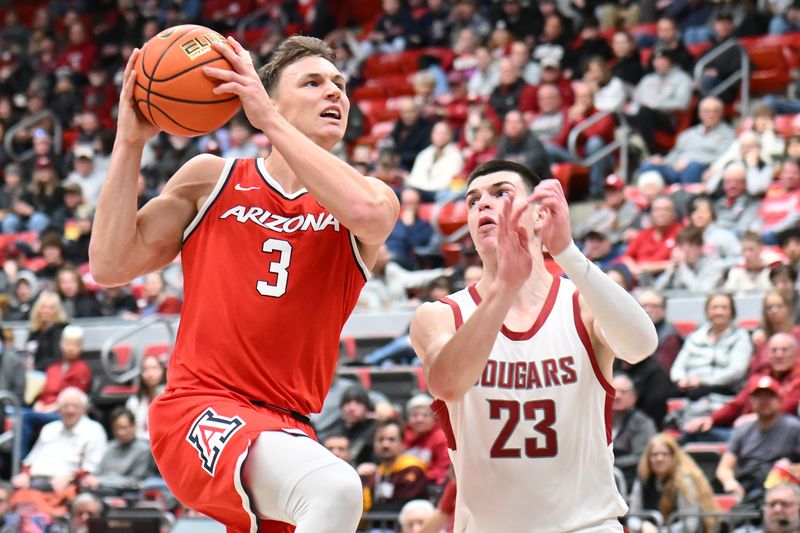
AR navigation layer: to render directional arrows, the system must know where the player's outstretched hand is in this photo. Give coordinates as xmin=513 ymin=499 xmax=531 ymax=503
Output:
xmin=529 ymin=179 xmax=572 ymax=256
xmin=496 ymin=194 xmax=532 ymax=293
xmin=117 ymin=48 xmax=158 ymax=145
xmin=205 ymin=37 xmax=274 ymax=131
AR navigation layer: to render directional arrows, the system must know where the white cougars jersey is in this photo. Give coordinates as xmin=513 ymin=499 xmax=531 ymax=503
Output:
xmin=433 ymin=277 xmax=628 ymax=533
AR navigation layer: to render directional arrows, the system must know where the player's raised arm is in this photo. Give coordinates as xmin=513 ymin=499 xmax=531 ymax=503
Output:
xmin=205 ymin=37 xmax=399 ymax=250
xmin=411 ymin=196 xmax=529 ymax=402
xmin=530 ymin=180 xmax=658 ymax=366
xmin=89 ymin=49 xmax=220 ymax=286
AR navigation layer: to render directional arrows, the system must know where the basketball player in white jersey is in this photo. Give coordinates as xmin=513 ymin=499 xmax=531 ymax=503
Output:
xmin=410 ymin=160 xmax=658 ymax=533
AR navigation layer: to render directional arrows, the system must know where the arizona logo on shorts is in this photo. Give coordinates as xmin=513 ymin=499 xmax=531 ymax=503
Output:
xmin=186 ymin=407 xmax=245 ymax=476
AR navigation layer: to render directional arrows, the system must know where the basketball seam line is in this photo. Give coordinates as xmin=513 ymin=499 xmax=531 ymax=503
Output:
xmin=144 ymin=26 xmax=197 ymax=129
xmin=136 ymin=99 xmax=206 ymax=133
xmin=134 ymin=80 xmax=238 ymax=104
xmin=144 ymin=56 xmax=233 ymax=83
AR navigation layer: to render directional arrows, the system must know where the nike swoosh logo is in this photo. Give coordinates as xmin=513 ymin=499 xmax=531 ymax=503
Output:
xmin=235 ymin=184 xmax=261 ymax=191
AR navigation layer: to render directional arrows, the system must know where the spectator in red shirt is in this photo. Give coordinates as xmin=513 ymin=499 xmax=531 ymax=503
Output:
xmin=56 ymin=22 xmax=98 ymax=77
xmin=753 ymin=159 xmax=800 ymax=245
xmin=403 ymin=394 xmax=450 ymax=487
xmin=20 ymin=325 xmax=92 ymax=457
xmin=618 ymin=195 xmax=682 ymax=282
xmin=683 ymin=332 xmax=800 ymax=442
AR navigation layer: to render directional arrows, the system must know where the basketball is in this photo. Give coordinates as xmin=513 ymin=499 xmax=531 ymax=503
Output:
xmin=133 ymin=25 xmax=241 ymax=137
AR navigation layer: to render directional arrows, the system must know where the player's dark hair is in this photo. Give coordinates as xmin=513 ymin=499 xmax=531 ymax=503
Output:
xmin=258 ymin=36 xmax=336 ymax=95
xmin=467 ymin=160 xmax=543 ymax=194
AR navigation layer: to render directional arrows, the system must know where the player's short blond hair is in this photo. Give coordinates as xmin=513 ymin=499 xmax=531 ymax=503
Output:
xmin=258 ymin=36 xmax=336 ymax=95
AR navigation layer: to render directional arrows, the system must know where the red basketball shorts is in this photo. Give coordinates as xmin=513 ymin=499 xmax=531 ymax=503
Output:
xmin=150 ymin=389 xmax=316 ymax=533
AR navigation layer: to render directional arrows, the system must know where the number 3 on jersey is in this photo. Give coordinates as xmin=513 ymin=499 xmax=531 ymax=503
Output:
xmin=489 ymin=399 xmax=557 ymax=458
xmin=257 ymin=239 xmax=292 ymax=297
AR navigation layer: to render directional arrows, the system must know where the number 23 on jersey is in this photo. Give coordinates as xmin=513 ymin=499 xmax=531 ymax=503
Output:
xmin=489 ymin=398 xmax=558 ymax=458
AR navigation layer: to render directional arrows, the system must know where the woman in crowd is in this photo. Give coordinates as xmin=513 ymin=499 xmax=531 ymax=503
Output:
xmin=669 ymin=292 xmax=752 ymax=420
xmin=25 ymin=290 xmax=68 ymax=370
xmin=55 ymin=265 xmax=101 ymax=319
xmin=749 ymin=288 xmax=800 ymax=374
xmin=686 ymin=195 xmax=741 ymax=270
xmin=628 ymin=433 xmax=717 ymax=533
xmin=125 ymin=354 xmax=166 ymax=441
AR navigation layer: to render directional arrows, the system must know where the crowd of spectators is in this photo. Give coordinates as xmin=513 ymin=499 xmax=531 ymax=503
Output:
xmin=0 ymin=0 xmax=798 ymax=531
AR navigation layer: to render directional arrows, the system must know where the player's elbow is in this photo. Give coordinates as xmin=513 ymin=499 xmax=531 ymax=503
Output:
xmin=88 ymin=250 xmax=131 ymax=288
xmin=619 ymin=321 xmax=659 ymax=364
xmin=427 ymin=373 xmax=468 ymax=404
xmin=89 ymin=262 xmax=127 ymax=288
xmin=347 ymin=197 xmax=399 ymax=245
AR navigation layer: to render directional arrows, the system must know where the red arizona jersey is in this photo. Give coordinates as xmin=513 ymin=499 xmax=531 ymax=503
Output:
xmin=168 ymin=158 xmax=369 ymax=414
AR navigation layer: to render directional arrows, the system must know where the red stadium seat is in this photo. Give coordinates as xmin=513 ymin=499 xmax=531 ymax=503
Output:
xmin=112 ymin=344 xmax=133 ymax=371
xmin=737 ymin=318 xmax=760 ymax=330
xmin=549 ymin=163 xmax=589 ymax=201
xmin=412 ymin=366 xmax=427 ymax=392
xmin=774 ymin=114 xmax=798 ymax=137
xmin=440 ymin=242 xmax=464 ymax=266
xmin=748 ymin=45 xmax=792 ymax=95
xmin=714 ymin=494 xmax=739 ymax=513
xmin=672 ymin=320 xmax=698 ymax=337
xmin=340 ymin=336 xmax=357 ymax=360
xmin=352 ymin=85 xmax=387 ymax=101
xmin=370 ymin=120 xmax=395 ymax=140
xmin=436 ymin=202 xmax=468 ymax=236
xmin=419 ymin=47 xmax=456 ymax=70
xmin=417 ymin=203 xmax=436 ymax=222
xmin=143 ymin=343 xmax=171 ymax=363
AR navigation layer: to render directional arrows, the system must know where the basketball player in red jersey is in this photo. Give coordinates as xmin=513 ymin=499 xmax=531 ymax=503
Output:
xmin=410 ymin=160 xmax=658 ymax=532
xmin=90 ymin=36 xmax=399 ymax=533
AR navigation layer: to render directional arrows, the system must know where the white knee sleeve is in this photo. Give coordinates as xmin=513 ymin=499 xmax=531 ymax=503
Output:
xmin=243 ymin=431 xmax=363 ymax=533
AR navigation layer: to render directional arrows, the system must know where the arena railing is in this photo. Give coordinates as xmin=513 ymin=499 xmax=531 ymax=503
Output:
xmin=0 ymin=391 xmax=23 ymax=477
xmin=692 ymin=39 xmax=751 ymax=116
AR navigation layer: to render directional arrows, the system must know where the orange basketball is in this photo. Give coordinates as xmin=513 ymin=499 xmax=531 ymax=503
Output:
xmin=133 ymin=25 xmax=241 ymax=137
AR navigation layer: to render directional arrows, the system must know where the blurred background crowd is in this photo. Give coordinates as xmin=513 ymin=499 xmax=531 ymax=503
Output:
xmin=0 ymin=0 xmax=798 ymax=531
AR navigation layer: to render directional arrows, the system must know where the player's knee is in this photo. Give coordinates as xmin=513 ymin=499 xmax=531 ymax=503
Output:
xmin=325 ymin=462 xmax=363 ymax=512
xmin=307 ymin=461 xmax=362 ymax=517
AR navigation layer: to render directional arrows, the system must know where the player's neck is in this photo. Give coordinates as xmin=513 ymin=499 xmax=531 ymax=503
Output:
xmin=263 ymin=152 xmax=303 ymax=194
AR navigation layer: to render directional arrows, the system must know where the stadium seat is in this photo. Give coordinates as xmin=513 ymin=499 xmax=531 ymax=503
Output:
xmin=685 ymin=442 xmax=726 ymax=493
xmin=143 ymin=343 xmax=171 ymax=363
xmin=369 ymin=120 xmax=395 ymax=140
xmin=747 ymin=45 xmax=792 ymax=95
xmin=436 ymin=201 xmax=468 ymax=236
xmin=774 ymin=114 xmax=798 ymax=137
xmin=419 ymin=47 xmax=456 ymax=70
xmin=111 ymin=344 xmax=133 ymax=371
xmin=340 ymin=336 xmax=357 ymax=360
xmin=363 ymin=52 xmax=406 ymax=79
xmin=549 ymin=163 xmax=589 ymax=201
xmin=352 ymin=84 xmax=387 ymax=101
xmin=417 ymin=203 xmax=436 ymax=222
xmin=737 ymin=318 xmax=760 ymax=330
xmin=411 ymin=366 xmax=427 ymax=392
xmin=713 ymin=494 xmax=739 ymax=513
xmin=672 ymin=320 xmax=698 ymax=337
